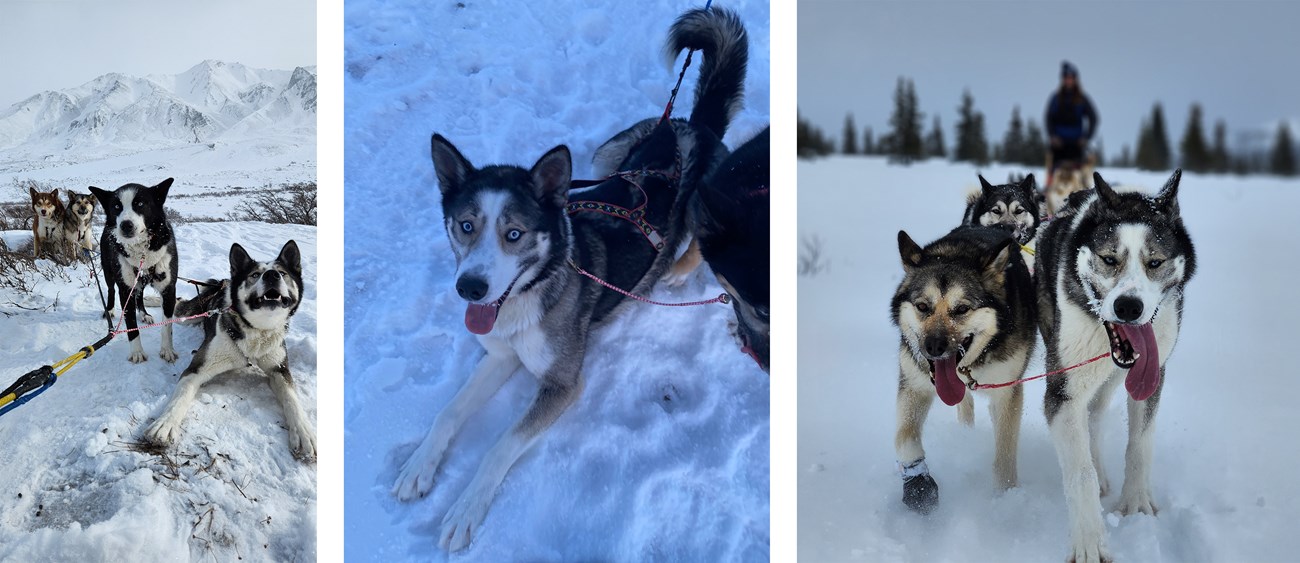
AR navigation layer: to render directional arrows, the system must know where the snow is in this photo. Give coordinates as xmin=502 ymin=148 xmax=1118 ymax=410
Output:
xmin=798 ymin=156 xmax=1300 ymax=562
xmin=344 ymin=0 xmax=769 ymax=560
xmin=0 ymin=221 xmax=318 ymax=561
xmin=0 ymin=61 xmax=316 ymax=219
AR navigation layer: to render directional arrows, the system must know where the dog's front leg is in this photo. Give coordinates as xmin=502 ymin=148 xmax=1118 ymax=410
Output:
xmin=262 ymin=355 xmax=316 ymax=462
xmin=1049 ymin=395 xmax=1110 ymax=563
xmin=145 ymin=349 xmax=237 ymax=445
xmin=158 ymin=281 xmax=178 ymax=362
xmin=122 ymin=285 xmax=147 ymax=363
xmin=393 ymin=347 xmax=521 ymax=501
xmin=1116 ymin=368 xmax=1164 ymax=516
xmin=989 ymin=383 xmax=1023 ymax=489
xmin=895 ymin=364 xmax=938 ymax=513
xmin=439 ymin=363 xmax=582 ymax=552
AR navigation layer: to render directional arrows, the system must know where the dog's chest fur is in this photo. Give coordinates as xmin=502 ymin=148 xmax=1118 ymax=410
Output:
xmin=36 ymin=214 xmax=61 ymax=239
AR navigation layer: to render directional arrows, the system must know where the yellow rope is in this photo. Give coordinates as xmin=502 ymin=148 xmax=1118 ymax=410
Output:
xmin=1020 ymin=244 xmax=1036 ymax=256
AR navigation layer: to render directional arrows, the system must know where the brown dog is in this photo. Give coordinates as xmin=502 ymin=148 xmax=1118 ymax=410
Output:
xmin=29 ymin=187 xmax=65 ymax=257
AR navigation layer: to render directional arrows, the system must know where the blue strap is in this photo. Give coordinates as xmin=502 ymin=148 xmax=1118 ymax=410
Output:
xmin=0 ymin=371 xmax=57 ymax=418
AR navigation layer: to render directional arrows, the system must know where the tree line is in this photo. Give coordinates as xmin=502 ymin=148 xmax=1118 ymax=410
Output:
xmin=798 ymin=76 xmax=1297 ymax=177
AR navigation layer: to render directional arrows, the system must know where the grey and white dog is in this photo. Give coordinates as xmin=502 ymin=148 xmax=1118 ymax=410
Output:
xmin=393 ymin=6 xmax=749 ymax=552
xmin=144 ymin=240 xmax=314 ymax=462
xmin=1035 ymin=170 xmax=1195 ymax=563
xmin=890 ymin=225 xmax=1038 ymax=513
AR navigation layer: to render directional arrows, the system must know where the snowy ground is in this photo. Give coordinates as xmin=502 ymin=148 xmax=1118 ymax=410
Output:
xmin=344 ymin=1 xmax=769 ymax=560
xmin=798 ymin=156 xmax=1300 ymax=562
xmin=0 ymin=222 xmax=318 ymax=562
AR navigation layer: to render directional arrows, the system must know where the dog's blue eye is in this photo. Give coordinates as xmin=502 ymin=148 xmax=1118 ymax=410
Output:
xmin=460 ymin=221 xmax=473 ymax=233
xmin=506 ymin=229 xmax=522 ymax=241
xmin=1101 ymin=256 xmax=1118 ymax=266
xmin=1147 ymin=259 xmax=1164 ymax=269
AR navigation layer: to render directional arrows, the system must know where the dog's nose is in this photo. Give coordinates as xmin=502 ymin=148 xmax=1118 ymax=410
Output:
xmin=120 ymin=221 xmax=135 ymax=237
xmin=262 ymin=270 xmax=281 ymax=285
xmin=1114 ymin=295 xmax=1144 ymax=323
xmin=456 ymin=276 xmax=488 ymax=301
xmin=923 ymin=335 xmax=949 ymax=358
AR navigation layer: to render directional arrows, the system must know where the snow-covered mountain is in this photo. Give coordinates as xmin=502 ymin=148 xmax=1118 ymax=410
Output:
xmin=0 ymin=60 xmax=315 ymax=157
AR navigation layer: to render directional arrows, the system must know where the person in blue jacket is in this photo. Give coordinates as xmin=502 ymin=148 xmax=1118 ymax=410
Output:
xmin=1045 ymin=61 xmax=1098 ymax=182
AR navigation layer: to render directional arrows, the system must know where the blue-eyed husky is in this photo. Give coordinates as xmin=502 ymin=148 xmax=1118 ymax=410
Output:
xmin=393 ymin=6 xmax=750 ymax=551
xmin=1036 ymin=170 xmax=1195 ymax=563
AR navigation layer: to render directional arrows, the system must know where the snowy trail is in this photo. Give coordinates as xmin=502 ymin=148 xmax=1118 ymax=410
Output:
xmin=798 ymin=157 xmax=1300 ymax=562
xmin=0 ymin=222 xmax=318 ymax=562
xmin=344 ymin=0 xmax=769 ymax=560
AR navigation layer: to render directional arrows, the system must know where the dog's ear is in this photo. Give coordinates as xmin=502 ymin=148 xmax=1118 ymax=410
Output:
xmin=1019 ymin=173 xmax=1037 ymax=197
xmin=29 ymin=186 xmax=37 ymax=200
xmin=978 ymin=174 xmax=996 ymax=194
xmin=275 ymin=240 xmax=302 ymax=278
xmin=229 ymin=243 xmax=255 ymax=279
xmin=431 ymin=134 xmax=474 ymax=195
xmin=50 ymin=188 xmax=58 ymax=199
xmin=153 ymin=178 xmax=174 ymax=203
xmin=1154 ymin=168 xmax=1182 ymax=217
xmin=1093 ymin=172 xmax=1122 ymax=207
xmin=898 ymin=230 xmax=925 ymax=271
xmin=530 ymin=145 xmax=571 ymax=207
xmin=983 ymin=236 xmax=1015 ymax=280
xmin=88 ymin=186 xmax=111 ymax=209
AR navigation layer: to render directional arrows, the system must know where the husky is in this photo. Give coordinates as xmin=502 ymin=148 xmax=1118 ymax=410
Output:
xmin=891 ymin=225 xmax=1037 ymax=513
xmin=1045 ymin=160 xmax=1094 ymax=216
xmin=90 ymin=178 xmax=179 ymax=364
xmin=1036 ymin=170 xmax=1194 ymax=563
xmin=962 ymin=174 xmax=1040 ymax=246
xmin=692 ymin=126 xmax=769 ymax=371
xmin=29 ymin=187 xmax=65 ymax=257
xmin=144 ymin=241 xmax=313 ymax=461
xmin=61 ymin=191 xmax=98 ymax=258
xmin=391 ymin=7 xmax=748 ymax=551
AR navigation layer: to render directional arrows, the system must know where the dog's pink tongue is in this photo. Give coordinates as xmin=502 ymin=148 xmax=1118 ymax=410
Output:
xmin=464 ymin=303 xmax=498 ymax=335
xmin=1119 ymin=323 xmax=1161 ymax=401
xmin=933 ymin=356 xmax=966 ymax=406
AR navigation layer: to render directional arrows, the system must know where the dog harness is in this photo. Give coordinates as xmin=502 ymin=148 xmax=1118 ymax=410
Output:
xmin=566 ymin=155 xmax=681 ymax=253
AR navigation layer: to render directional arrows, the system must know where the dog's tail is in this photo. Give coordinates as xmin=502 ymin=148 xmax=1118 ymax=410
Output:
xmin=664 ymin=7 xmax=748 ymax=141
xmin=175 ymin=278 xmax=229 ymax=323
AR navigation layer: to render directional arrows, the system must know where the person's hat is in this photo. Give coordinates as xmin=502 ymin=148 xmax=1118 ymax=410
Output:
xmin=1061 ymin=61 xmax=1079 ymax=79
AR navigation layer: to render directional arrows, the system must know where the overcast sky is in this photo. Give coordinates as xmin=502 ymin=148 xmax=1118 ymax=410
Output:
xmin=0 ymin=0 xmax=316 ymax=107
xmin=800 ymin=0 xmax=1300 ymax=156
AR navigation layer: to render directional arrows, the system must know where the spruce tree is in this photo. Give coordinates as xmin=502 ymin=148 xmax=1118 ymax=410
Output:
xmin=1135 ymin=103 xmax=1171 ymax=170
xmin=842 ymin=114 xmax=858 ymax=154
xmin=954 ymin=89 xmax=989 ymax=164
xmin=1002 ymin=106 xmax=1026 ymax=165
xmin=1272 ymin=122 xmax=1297 ymax=176
xmin=1211 ymin=120 xmax=1230 ymax=173
xmin=925 ymin=116 xmax=946 ymax=158
xmin=1179 ymin=104 xmax=1211 ymax=172
xmin=1025 ymin=120 xmax=1047 ymax=167
xmin=863 ymin=126 xmax=875 ymax=155
xmin=885 ymin=78 xmax=924 ymax=160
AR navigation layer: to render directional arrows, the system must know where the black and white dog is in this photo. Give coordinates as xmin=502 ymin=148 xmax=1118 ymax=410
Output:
xmin=1036 ymin=170 xmax=1195 ymax=563
xmin=144 ymin=241 xmax=314 ymax=461
xmin=692 ymin=126 xmax=769 ymax=372
xmin=90 ymin=178 xmax=179 ymax=364
xmin=393 ymin=7 xmax=749 ymax=551
xmin=962 ymin=173 xmax=1041 ymax=246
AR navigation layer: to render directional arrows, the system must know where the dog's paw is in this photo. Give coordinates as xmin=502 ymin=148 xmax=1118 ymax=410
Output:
xmin=1066 ymin=543 xmax=1112 ymax=563
xmin=142 ymin=313 xmax=155 ymax=325
xmin=145 ymin=418 xmax=181 ymax=446
xmin=902 ymin=473 xmax=939 ymax=513
xmin=128 ymin=350 xmax=148 ymax=363
xmin=392 ymin=443 xmax=445 ymax=501
xmin=439 ymin=486 xmax=494 ymax=552
xmin=159 ymin=346 xmax=179 ymax=363
xmin=661 ymin=268 xmax=693 ymax=287
xmin=288 ymin=425 xmax=317 ymax=463
xmin=1115 ymin=488 xmax=1158 ymax=516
